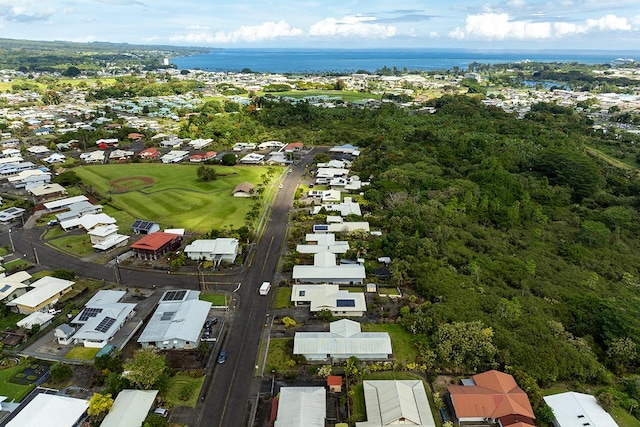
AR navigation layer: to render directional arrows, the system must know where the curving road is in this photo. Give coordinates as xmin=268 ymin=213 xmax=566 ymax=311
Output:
xmin=1 ymin=150 xmax=314 ymax=427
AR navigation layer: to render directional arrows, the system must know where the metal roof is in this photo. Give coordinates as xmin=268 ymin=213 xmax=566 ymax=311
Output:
xmin=294 ymin=320 xmax=390 ymax=357
xmin=100 ymin=389 xmax=158 ymax=427
xmin=357 ymin=380 xmax=436 ymax=427
xmin=274 ymin=387 xmax=326 ymax=427
xmin=138 ymin=296 xmax=211 ymax=345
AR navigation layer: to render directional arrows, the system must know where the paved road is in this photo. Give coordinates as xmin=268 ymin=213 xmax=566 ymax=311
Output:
xmin=0 ymin=150 xmax=315 ymax=427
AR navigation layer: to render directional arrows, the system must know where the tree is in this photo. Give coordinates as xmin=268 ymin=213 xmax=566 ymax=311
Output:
xmin=607 ymin=337 xmax=637 ymax=374
xmin=345 ymin=356 xmax=362 ymax=380
xmin=221 ymin=153 xmax=237 ymax=166
xmin=62 ymin=66 xmax=82 ymax=77
xmin=143 ymin=413 xmax=169 ymax=427
xmin=282 ymin=316 xmax=297 ymax=328
xmin=123 ymin=349 xmax=167 ymax=389
xmin=433 ymin=321 xmax=497 ymax=373
xmin=87 ymin=392 xmax=113 ymax=419
xmin=579 ymin=220 xmax=611 ymax=246
xmin=49 ymin=362 xmax=73 ymax=383
xmin=196 ymin=165 xmax=217 ymax=182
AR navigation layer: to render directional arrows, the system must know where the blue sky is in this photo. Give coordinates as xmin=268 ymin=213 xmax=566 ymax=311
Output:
xmin=0 ymin=0 xmax=639 ymax=50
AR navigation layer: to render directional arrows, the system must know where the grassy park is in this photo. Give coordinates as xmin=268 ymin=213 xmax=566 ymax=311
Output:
xmin=74 ymin=163 xmax=278 ymax=233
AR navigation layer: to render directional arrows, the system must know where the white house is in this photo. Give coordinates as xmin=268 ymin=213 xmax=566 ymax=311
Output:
xmin=188 ymin=138 xmax=213 ymax=150
xmin=0 ymin=271 xmax=32 ymax=303
xmin=258 ymin=140 xmax=285 ymax=150
xmin=88 ymin=225 xmax=129 ymax=251
xmin=292 ymin=251 xmax=366 ymax=285
xmin=312 ymin=197 xmax=362 ymax=217
xmin=81 ymin=150 xmax=105 ymax=163
xmin=543 ymin=392 xmax=618 ymax=427
xmin=291 ymin=284 xmax=367 ymax=317
xmin=60 ymin=213 xmax=117 ymax=231
xmin=161 ymin=150 xmax=189 ymax=163
xmin=357 ymin=380 xmax=436 ymax=427
xmin=55 ymin=324 xmax=76 ymax=345
xmin=6 ymin=276 xmax=74 ymax=314
xmin=43 ymin=153 xmax=66 ymax=164
xmin=274 ymin=387 xmax=326 ymax=427
xmin=43 ymin=195 xmax=89 ymax=212
xmin=240 ymin=153 xmax=265 ymax=164
xmin=101 ymin=390 xmax=158 ymax=427
xmin=233 ymin=142 xmax=256 ymax=151
xmin=5 ymin=392 xmax=88 ymax=427
xmin=293 ymin=319 xmax=390 ymax=361
xmin=184 ymin=238 xmax=240 ymax=266
xmin=17 ymin=311 xmax=54 ymax=330
xmin=297 ymin=233 xmax=349 ymax=254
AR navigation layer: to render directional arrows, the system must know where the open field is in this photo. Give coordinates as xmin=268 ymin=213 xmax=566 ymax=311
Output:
xmin=199 ymin=293 xmax=226 ymax=306
xmin=74 ymin=164 xmax=277 ymax=233
xmin=64 ymin=346 xmax=100 ymax=360
xmin=360 ymin=323 xmax=418 ymax=365
xmin=0 ymin=78 xmax=117 ymax=92
xmin=164 ymin=373 xmax=205 ymax=408
xmin=267 ymin=90 xmax=381 ymax=102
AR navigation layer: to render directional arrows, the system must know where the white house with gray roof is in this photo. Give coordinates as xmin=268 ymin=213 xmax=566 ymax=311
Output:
xmin=184 ymin=238 xmax=240 ymax=266
xmin=274 ymin=387 xmax=326 ymax=427
xmin=357 ymin=380 xmax=436 ymax=427
xmin=292 ymin=251 xmax=365 ymax=285
xmin=100 ymin=389 xmax=158 ymax=427
xmin=294 ymin=319 xmax=390 ymax=361
xmin=138 ymin=290 xmax=211 ymax=350
xmin=296 ymin=233 xmax=349 ymax=255
xmin=71 ymin=290 xmax=136 ymax=348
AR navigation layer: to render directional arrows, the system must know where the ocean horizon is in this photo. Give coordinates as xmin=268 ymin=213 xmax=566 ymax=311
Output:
xmin=170 ymin=48 xmax=640 ymax=74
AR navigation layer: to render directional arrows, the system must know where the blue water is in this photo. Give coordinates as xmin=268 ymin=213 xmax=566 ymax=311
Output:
xmin=170 ymin=48 xmax=640 ymax=74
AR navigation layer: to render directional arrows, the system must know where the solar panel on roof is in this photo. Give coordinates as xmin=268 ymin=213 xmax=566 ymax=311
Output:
xmin=336 ymin=299 xmax=356 ymax=307
xmin=79 ymin=307 xmax=103 ymax=321
xmin=0 ymin=284 xmax=11 ymax=293
xmin=162 ymin=290 xmax=187 ymax=301
xmin=161 ymin=311 xmax=176 ymax=321
xmin=95 ymin=316 xmax=116 ymax=333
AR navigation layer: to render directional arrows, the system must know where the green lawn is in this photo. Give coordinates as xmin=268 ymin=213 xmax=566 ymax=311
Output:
xmin=64 ymin=347 xmax=100 ymax=360
xmin=164 ymin=373 xmax=205 ymax=408
xmin=274 ymin=287 xmax=292 ymax=309
xmin=199 ymin=293 xmax=227 ymax=306
xmin=0 ymin=360 xmax=36 ymax=402
xmin=269 ymin=90 xmax=381 ymax=102
xmin=74 ymin=164 xmax=278 ymax=233
xmin=265 ymin=338 xmax=294 ymax=372
xmin=360 ymin=323 xmax=418 ymax=365
xmin=48 ymin=234 xmax=95 ymax=257
xmin=611 ymin=406 xmax=640 ymax=427
xmin=3 ymin=259 xmax=33 ymax=272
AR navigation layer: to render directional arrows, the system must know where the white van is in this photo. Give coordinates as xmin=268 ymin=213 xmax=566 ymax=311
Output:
xmin=259 ymin=282 xmax=271 ymax=295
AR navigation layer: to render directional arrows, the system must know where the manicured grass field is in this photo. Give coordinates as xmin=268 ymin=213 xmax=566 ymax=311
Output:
xmin=274 ymin=287 xmax=292 ymax=309
xmin=164 ymin=373 xmax=205 ymax=408
xmin=3 ymin=259 xmax=33 ymax=272
xmin=0 ymin=360 xmax=36 ymax=401
xmin=199 ymin=293 xmax=227 ymax=306
xmin=74 ymin=164 xmax=276 ymax=233
xmin=64 ymin=346 xmax=100 ymax=360
xmin=360 ymin=323 xmax=418 ymax=365
xmin=48 ymin=234 xmax=95 ymax=257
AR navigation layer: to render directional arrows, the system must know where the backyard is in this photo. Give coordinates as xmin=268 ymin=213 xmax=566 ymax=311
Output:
xmin=164 ymin=373 xmax=206 ymax=408
xmin=0 ymin=358 xmax=42 ymax=401
xmin=74 ymin=163 xmax=279 ymax=233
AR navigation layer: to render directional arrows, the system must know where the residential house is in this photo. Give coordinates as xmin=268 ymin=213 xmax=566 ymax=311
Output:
xmin=297 ymin=233 xmax=349 ymax=255
xmin=6 ymin=276 xmax=74 ymax=314
xmin=293 ymin=319 xmax=390 ymax=361
xmin=161 ymin=150 xmax=189 ymax=163
xmin=232 ymin=182 xmax=255 ymax=197
xmin=0 ymin=206 xmax=25 ymax=224
xmin=17 ymin=311 xmax=54 ymax=331
xmin=131 ymin=232 xmax=182 ymax=260
xmin=184 ymin=238 xmax=240 ymax=266
xmin=274 ymin=387 xmax=326 ymax=427
xmin=0 ymin=161 xmax=36 ymax=178
xmin=284 ymin=142 xmax=304 ymax=152
xmin=4 ymin=391 xmax=88 ymax=427
xmin=42 ymin=152 xmax=66 ymax=164
xmin=56 ymin=201 xmax=103 ymax=223
xmin=43 ymin=195 xmax=89 ymax=212
xmin=159 ymin=138 xmax=184 ymax=149
xmin=70 ymin=290 xmax=136 ymax=348
xmin=131 ymin=219 xmax=161 ymax=235
xmin=27 ymin=145 xmax=49 ymax=155
xmin=100 ymin=390 xmax=158 ymax=427
xmin=313 ymin=221 xmax=371 ymax=234
xmin=291 ymin=284 xmax=367 ymax=317
xmin=329 ymin=143 xmax=360 ymax=156
xmin=292 ymin=251 xmax=366 ymax=285
xmin=137 ymin=290 xmax=211 ymax=350
xmin=357 ymin=380 xmax=436 ymax=427
xmin=188 ymin=138 xmax=213 ymax=150
xmin=88 ymin=225 xmax=129 ymax=251
xmin=109 ymin=149 xmax=135 ymax=162
xmin=312 ymin=197 xmax=362 ymax=217
xmin=128 ymin=132 xmax=145 ymax=141
xmin=240 ymin=153 xmax=265 ymax=164
xmin=232 ymin=142 xmax=256 ymax=151
xmin=96 ymin=138 xmax=119 ymax=148
xmin=8 ymin=169 xmax=51 ymax=189
xmin=55 ymin=324 xmax=76 ymax=345
xmin=80 ymin=150 xmax=105 ymax=163
xmin=327 ymin=376 xmax=343 ymax=393
xmin=137 ymin=147 xmax=161 ymax=160
xmin=60 ymin=213 xmax=116 ymax=232
xmin=543 ymin=392 xmax=618 ymax=427
xmin=189 ymin=151 xmax=216 ymax=162
xmin=28 ymin=183 xmax=66 ymax=202
xmin=258 ymin=140 xmax=285 ymax=150
xmin=0 ymin=271 xmax=32 ymax=303
xmin=447 ymin=370 xmax=536 ymax=427
xmin=315 ymin=167 xmax=349 ymax=180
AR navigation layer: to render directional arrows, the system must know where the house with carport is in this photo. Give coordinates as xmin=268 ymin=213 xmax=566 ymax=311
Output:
xmin=293 ymin=319 xmax=390 ymax=361
xmin=137 ymin=290 xmax=211 ymax=350
xmin=6 ymin=276 xmax=74 ymax=314
xmin=184 ymin=238 xmax=240 ymax=266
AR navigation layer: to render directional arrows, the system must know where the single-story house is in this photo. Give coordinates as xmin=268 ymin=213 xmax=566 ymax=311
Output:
xmin=88 ymin=225 xmax=129 ymax=251
xmin=232 ymin=142 xmax=256 ymax=151
xmin=312 ymin=197 xmax=362 ymax=217
xmin=0 ymin=206 xmax=25 ymax=224
xmin=137 ymin=147 xmax=161 ymax=159
xmin=4 ymin=391 xmax=88 ymax=427
xmin=28 ymin=183 xmax=67 ymax=202
xmin=0 ymin=271 xmax=32 ymax=303
xmin=357 ymin=380 xmax=436 ymax=427
xmin=43 ymin=153 xmax=67 ymax=164
xmin=131 ymin=219 xmax=160 ymax=235
xmin=297 ymin=233 xmax=349 ymax=254
xmin=316 ymin=167 xmax=349 ymax=179
xmin=81 ymin=150 xmax=105 ymax=163
xmin=109 ymin=149 xmax=135 ymax=161
xmin=56 ymin=201 xmax=103 ymax=223
xmin=330 ymin=143 xmax=360 ymax=156
xmin=137 ymin=290 xmax=211 ymax=350
xmin=70 ymin=290 xmax=136 ymax=348
xmin=43 ymin=195 xmax=89 ymax=212
xmin=131 ymin=232 xmax=182 ymax=260
xmin=60 ymin=213 xmax=117 ymax=232
xmin=6 ymin=276 xmax=74 ymax=314
xmin=8 ymin=169 xmax=51 ymax=189
xmin=232 ymin=182 xmax=255 ymax=197
xmin=313 ymin=221 xmax=371 ymax=234
xmin=447 ymin=370 xmax=536 ymax=427
xmin=189 ymin=151 xmax=216 ymax=162
xmin=161 ymin=150 xmax=189 ymax=163
xmin=274 ymin=387 xmax=326 ymax=427
xmin=284 ymin=142 xmax=304 ymax=152
xmin=100 ymin=389 xmax=158 ymax=427
xmin=293 ymin=319 xmax=390 ymax=361
xmin=55 ymin=324 xmax=76 ymax=345
xmin=17 ymin=311 xmax=54 ymax=330
xmin=184 ymin=238 xmax=240 ymax=266
xmin=543 ymin=392 xmax=618 ymax=427
xmin=292 ymin=251 xmax=366 ymax=285
xmin=239 ymin=153 xmax=265 ymax=164
xmin=188 ymin=138 xmax=213 ymax=150
xmin=258 ymin=140 xmax=285 ymax=150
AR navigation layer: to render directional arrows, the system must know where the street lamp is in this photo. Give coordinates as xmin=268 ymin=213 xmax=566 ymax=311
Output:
xmin=8 ymin=229 xmax=14 ymax=253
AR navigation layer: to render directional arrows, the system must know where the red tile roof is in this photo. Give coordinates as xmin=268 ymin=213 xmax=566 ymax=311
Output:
xmin=131 ymin=232 xmax=178 ymax=251
xmin=448 ymin=370 xmax=535 ymax=425
xmin=327 ymin=376 xmax=342 ymax=386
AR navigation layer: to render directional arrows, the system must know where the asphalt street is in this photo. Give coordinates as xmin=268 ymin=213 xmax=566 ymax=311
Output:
xmin=0 ymin=150 xmax=315 ymax=427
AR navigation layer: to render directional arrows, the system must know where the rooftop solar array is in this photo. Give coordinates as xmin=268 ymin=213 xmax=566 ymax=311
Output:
xmin=0 ymin=284 xmax=11 ymax=293
xmin=79 ymin=307 xmax=103 ymax=321
xmin=336 ymin=299 xmax=356 ymax=307
xmin=95 ymin=316 xmax=116 ymax=333
xmin=162 ymin=290 xmax=187 ymax=302
xmin=132 ymin=219 xmax=157 ymax=230
xmin=160 ymin=311 xmax=176 ymax=321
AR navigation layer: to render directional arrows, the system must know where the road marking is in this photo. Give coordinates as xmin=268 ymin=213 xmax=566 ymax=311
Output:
xmin=261 ymin=235 xmax=274 ymax=274
xmin=233 ymin=282 xmax=241 ymax=292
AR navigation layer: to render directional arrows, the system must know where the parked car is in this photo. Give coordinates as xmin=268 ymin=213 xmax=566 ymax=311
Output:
xmin=202 ymin=329 xmax=210 ymax=339
xmin=47 ymin=220 xmax=59 ymax=226
xmin=153 ymin=407 xmax=169 ymax=418
xmin=217 ymin=350 xmax=228 ymax=364
xmin=204 ymin=317 xmax=218 ymax=328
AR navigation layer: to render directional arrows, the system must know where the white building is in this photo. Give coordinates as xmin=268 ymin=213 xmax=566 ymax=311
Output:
xmin=543 ymin=392 xmax=618 ymax=427
xmin=357 ymin=380 xmax=436 ymax=427
xmin=184 ymin=238 xmax=240 ymax=266
xmin=5 ymin=392 xmax=88 ymax=427
xmin=292 ymin=251 xmax=365 ymax=285
xmin=274 ymin=387 xmax=326 ymax=427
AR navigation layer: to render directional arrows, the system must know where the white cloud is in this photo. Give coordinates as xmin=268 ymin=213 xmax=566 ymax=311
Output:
xmin=308 ymin=15 xmax=396 ymax=38
xmin=450 ymin=12 xmax=635 ymax=41
xmin=170 ymin=20 xmax=303 ymax=44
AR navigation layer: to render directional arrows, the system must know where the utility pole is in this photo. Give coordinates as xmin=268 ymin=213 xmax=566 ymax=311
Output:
xmin=8 ymin=229 xmax=14 ymax=252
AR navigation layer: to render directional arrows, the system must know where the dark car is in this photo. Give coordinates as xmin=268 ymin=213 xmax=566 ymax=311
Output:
xmin=204 ymin=317 xmax=218 ymax=328
xmin=217 ymin=350 xmax=228 ymax=364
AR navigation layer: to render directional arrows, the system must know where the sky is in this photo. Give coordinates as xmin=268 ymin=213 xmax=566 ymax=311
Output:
xmin=0 ymin=0 xmax=639 ymax=50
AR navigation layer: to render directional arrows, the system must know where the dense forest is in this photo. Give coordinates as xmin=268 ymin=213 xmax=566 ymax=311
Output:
xmin=180 ymin=96 xmax=640 ymax=414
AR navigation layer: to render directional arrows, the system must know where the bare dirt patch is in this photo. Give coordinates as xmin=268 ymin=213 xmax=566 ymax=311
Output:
xmin=108 ymin=176 xmax=155 ymax=193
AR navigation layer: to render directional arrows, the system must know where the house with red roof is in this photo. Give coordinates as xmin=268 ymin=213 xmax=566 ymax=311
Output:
xmin=285 ymin=142 xmax=304 ymax=152
xmin=131 ymin=232 xmax=182 ymax=260
xmin=447 ymin=370 xmax=535 ymax=427
xmin=128 ymin=132 xmax=145 ymax=141
xmin=137 ymin=147 xmax=161 ymax=160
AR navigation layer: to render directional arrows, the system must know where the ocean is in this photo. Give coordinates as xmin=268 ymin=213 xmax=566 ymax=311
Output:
xmin=170 ymin=48 xmax=640 ymax=74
